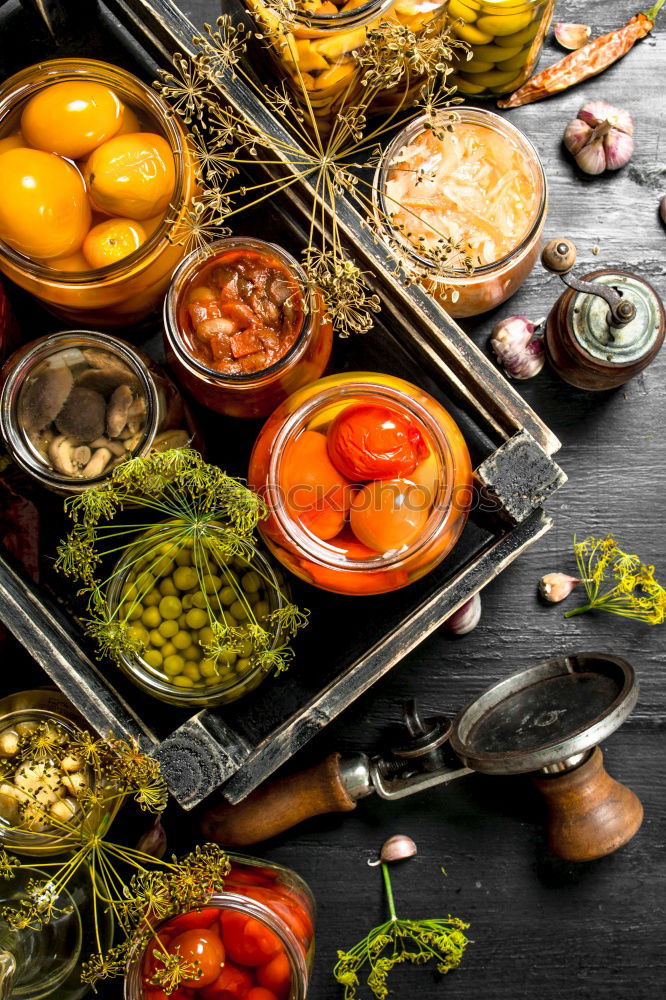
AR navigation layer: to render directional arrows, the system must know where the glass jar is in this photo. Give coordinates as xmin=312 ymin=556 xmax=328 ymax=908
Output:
xmin=373 ymin=107 xmax=547 ymax=317
xmin=0 ymin=59 xmax=197 ymax=327
xmin=248 ymin=372 xmax=473 ymax=596
xmin=0 ymin=330 xmax=196 ymax=496
xmin=448 ymin=0 xmax=555 ymax=97
xmin=0 ymin=689 xmax=114 ymax=858
xmin=164 ymin=238 xmax=333 ymax=419
xmin=106 ymin=522 xmax=291 ymax=708
xmin=124 ymin=855 xmax=315 ymax=1000
xmin=243 ymin=0 xmax=450 ymax=135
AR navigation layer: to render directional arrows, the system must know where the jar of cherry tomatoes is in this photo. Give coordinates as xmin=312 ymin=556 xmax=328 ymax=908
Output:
xmin=164 ymin=239 xmax=333 ymax=419
xmin=248 ymin=372 xmax=473 ymax=595
xmin=0 ymin=59 xmax=197 ymax=327
xmin=0 ymin=330 xmax=195 ymax=495
xmin=125 ymin=856 xmax=315 ymax=1000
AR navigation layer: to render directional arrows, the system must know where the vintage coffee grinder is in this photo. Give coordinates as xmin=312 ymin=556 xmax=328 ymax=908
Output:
xmin=541 ymin=238 xmax=665 ymax=390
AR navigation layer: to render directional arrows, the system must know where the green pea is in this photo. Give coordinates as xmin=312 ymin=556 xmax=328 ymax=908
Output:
xmin=199 ymin=658 xmax=219 ymax=678
xmin=161 ymin=641 xmax=176 ymax=658
xmin=183 ymin=663 xmax=201 ymax=682
xmin=143 ymin=649 xmax=163 ymax=669
xmin=254 ymin=600 xmax=270 ymax=619
xmin=158 ymin=619 xmax=179 ymax=639
xmin=175 ymin=549 xmax=192 ymax=566
xmin=203 ymin=574 xmax=222 ymax=594
xmin=220 ymin=586 xmax=236 ymax=606
xmin=216 ymin=649 xmax=238 ymax=666
xmin=174 ymin=631 xmax=192 ymax=651
xmin=198 ymin=626 xmax=215 ymax=645
xmin=184 ymin=644 xmax=202 ymax=663
xmin=236 ymin=657 xmax=252 ymax=674
xmin=182 ymin=594 xmax=194 ymax=610
xmin=142 ymin=607 xmax=161 ymax=629
xmin=163 ymin=654 xmax=185 ymax=676
xmin=129 ymin=623 xmax=149 ymax=645
xmin=242 ymin=571 xmax=261 ymax=593
xmin=144 ymin=589 xmax=161 ymax=608
xmin=159 ymin=596 xmax=182 ymax=620
xmin=122 ymin=602 xmax=144 ymax=622
xmin=237 ymin=638 xmax=253 ymax=658
xmin=230 ymin=601 xmax=249 ymax=621
xmin=136 ymin=571 xmax=156 ymax=594
xmin=177 ymin=614 xmax=188 ymax=629
xmin=149 ymin=628 xmax=166 ymax=648
xmin=173 ymin=566 xmax=198 ymax=591
xmin=221 ymin=610 xmax=237 ymax=628
xmin=192 ymin=591 xmax=207 ymax=609
xmin=159 ymin=578 xmax=177 ymax=597
xmin=172 ymin=675 xmax=194 ymax=688
xmin=186 ymin=609 xmax=208 ymax=630
xmin=205 ymin=674 xmax=223 ymax=686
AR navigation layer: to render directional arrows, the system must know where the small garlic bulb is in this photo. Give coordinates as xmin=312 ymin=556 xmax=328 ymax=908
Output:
xmin=539 ymin=573 xmax=581 ymax=603
xmin=563 ymin=101 xmax=634 ymax=175
xmin=490 ymin=316 xmax=545 ymax=380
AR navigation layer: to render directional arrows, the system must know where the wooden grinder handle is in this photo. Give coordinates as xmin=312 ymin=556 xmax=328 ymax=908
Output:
xmin=200 ymin=753 xmax=357 ymax=847
xmin=532 ymin=747 xmax=643 ymax=862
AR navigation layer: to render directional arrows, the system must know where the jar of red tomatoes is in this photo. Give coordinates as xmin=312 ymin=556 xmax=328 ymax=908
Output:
xmin=125 ymin=856 xmax=315 ymax=1000
xmin=163 ymin=239 xmax=333 ymax=419
xmin=248 ymin=372 xmax=473 ymax=595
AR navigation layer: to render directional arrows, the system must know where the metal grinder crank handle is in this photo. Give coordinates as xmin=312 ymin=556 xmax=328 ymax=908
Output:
xmin=199 ymin=751 xmax=470 ymax=847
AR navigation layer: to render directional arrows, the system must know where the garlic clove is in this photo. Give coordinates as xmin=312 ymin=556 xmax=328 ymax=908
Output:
xmin=539 ymin=573 xmax=581 ymax=603
xmin=490 ymin=316 xmax=545 ymax=380
xmin=660 ymin=195 xmax=666 ymax=226
xmin=603 ymin=128 xmax=634 ymax=171
xmin=554 ymin=22 xmax=591 ymax=50
xmin=563 ymin=117 xmax=593 ymax=156
xmin=579 ymin=101 xmax=633 ymax=135
xmin=574 ymin=137 xmax=607 ymax=175
xmin=444 ymin=593 xmax=482 ymax=635
xmin=369 ymin=834 xmax=418 ymax=866
xmin=136 ymin=816 xmax=167 ymax=859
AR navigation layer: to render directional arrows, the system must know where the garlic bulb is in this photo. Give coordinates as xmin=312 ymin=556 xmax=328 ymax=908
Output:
xmin=539 ymin=573 xmax=581 ymax=603
xmin=490 ymin=316 xmax=545 ymax=380
xmin=563 ymin=101 xmax=634 ymax=175
xmin=554 ymin=23 xmax=591 ymax=50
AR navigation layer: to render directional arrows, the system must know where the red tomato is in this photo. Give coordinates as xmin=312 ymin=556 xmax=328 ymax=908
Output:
xmin=168 ymin=929 xmax=226 ymax=987
xmin=145 ymin=990 xmax=193 ymax=1000
xmin=281 ymin=430 xmax=353 ymax=525
xmin=165 ymin=909 xmax=220 ymax=934
xmin=327 ymin=403 xmax=428 ymax=481
xmin=257 ymin=953 xmax=291 ymax=1000
xmin=246 ymin=990 xmax=279 ymax=1000
xmin=220 ymin=911 xmax=282 ymax=966
xmin=350 ymin=478 xmax=429 ymax=554
xmin=200 ymin=961 xmax=254 ymax=1000
xmin=142 ymin=932 xmax=174 ymax=981
xmin=240 ymin=888 xmax=312 ymax=950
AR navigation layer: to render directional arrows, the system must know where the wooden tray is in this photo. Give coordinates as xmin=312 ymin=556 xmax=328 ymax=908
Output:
xmin=0 ymin=0 xmax=566 ymax=810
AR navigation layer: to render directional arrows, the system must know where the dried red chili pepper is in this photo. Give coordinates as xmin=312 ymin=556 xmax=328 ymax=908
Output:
xmin=498 ymin=1 xmax=664 ymax=109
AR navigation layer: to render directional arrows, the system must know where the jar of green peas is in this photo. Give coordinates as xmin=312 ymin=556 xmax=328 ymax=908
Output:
xmin=448 ymin=0 xmax=555 ymax=96
xmin=105 ymin=520 xmax=291 ymax=707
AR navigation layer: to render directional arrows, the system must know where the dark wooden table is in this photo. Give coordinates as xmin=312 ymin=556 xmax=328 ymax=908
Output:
xmin=170 ymin=1 xmax=665 ymax=997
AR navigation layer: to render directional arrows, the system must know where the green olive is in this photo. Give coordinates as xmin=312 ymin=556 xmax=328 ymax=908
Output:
xmin=158 ymin=619 xmax=179 ymax=639
xmin=447 ymin=0 xmax=478 ymax=20
xmin=454 ymin=22 xmax=493 ymax=44
xmin=471 ymin=41 xmax=521 ymax=61
xmin=454 ymin=75 xmax=487 ymax=94
xmin=163 ymin=654 xmax=185 ymax=676
xmin=492 ymin=45 xmax=531 ymax=71
xmin=476 ymin=11 xmax=532 ymax=36
xmin=159 ymin=596 xmax=182 ymax=620
xmin=495 ymin=20 xmax=540 ymax=47
xmin=461 ymin=57 xmax=495 ymax=74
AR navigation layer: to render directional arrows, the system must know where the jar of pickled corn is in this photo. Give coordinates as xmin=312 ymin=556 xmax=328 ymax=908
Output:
xmin=448 ymin=0 xmax=555 ymax=96
xmin=0 ymin=59 xmax=197 ymax=326
xmin=243 ymin=0 xmax=451 ymax=135
xmin=248 ymin=372 xmax=473 ymax=596
xmin=164 ymin=238 xmax=333 ymax=419
xmin=373 ymin=107 xmax=547 ymax=317
xmin=125 ymin=856 xmax=314 ymax=1000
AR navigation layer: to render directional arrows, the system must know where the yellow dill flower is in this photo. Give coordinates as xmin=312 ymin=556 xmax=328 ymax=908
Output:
xmin=566 ymin=535 xmax=666 ymax=624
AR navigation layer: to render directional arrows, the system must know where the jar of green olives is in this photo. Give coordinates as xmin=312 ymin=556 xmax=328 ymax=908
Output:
xmin=448 ymin=0 xmax=555 ymax=97
xmin=106 ymin=522 xmax=290 ymax=707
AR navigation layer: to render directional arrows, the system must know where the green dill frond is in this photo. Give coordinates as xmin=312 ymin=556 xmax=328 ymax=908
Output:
xmin=565 ymin=534 xmax=666 ymax=624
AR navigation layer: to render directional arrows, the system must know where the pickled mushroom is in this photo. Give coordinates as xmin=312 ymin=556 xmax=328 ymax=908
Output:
xmin=55 ymin=386 xmax=107 ymax=442
xmin=21 ymin=364 xmax=73 ymax=433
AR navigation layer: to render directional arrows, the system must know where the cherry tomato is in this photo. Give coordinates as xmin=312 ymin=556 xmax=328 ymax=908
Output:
xmin=168 ymin=929 xmax=226 ymax=987
xmin=220 ymin=911 xmax=282 ymax=966
xmin=164 ymin=909 xmax=220 ymax=934
xmin=327 ymin=403 xmax=428 ymax=481
xmin=257 ymin=952 xmax=291 ymax=1000
xmin=142 ymin=932 xmax=174 ymax=981
xmin=350 ymin=478 xmax=429 ymax=554
xmin=200 ymin=961 xmax=254 ymax=1000
xmin=240 ymin=888 xmax=312 ymax=950
xmin=281 ymin=430 xmax=353 ymax=540
xmin=145 ymin=989 xmax=193 ymax=1000
xmin=409 ymin=448 xmax=440 ymax=507
xmin=226 ymin=865 xmax=277 ymax=886
xmin=21 ymin=81 xmax=122 ymax=159
xmin=246 ymin=989 xmax=279 ymax=1000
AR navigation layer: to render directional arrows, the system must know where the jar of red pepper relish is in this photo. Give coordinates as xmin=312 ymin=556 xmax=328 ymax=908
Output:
xmin=248 ymin=372 xmax=473 ymax=596
xmin=125 ymin=856 xmax=315 ymax=1000
xmin=163 ymin=239 xmax=333 ymax=419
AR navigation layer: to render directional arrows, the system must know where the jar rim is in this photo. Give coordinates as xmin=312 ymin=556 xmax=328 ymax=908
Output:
xmin=251 ymin=0 xmax=396 ymax=31
xmin=106 ymin=521 xmax=287 ymax=706
xmin=0 ymin=330 xmax=159 ymax=492
xmin=0 ymin=58 xmax=187 ymax=287
xmin=265 ymin=374 xmax=457 ymax=575
xmin=163 ymin=237 xmax=316 ymax=389
xmin=373 ymin=107 xmax=548 ymax=281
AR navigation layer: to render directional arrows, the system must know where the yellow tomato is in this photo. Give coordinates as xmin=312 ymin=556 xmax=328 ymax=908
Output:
xmin=0 ymin=133 xmax=24 ymax=155
xmin=52 ymin=250 xmax=90 ymax=272
xmin=85 ymin=132 xmax=175 ymax=220
xmin=21 ymin=82 xmax=122 ymax=159
xmin=116 ymin=104 xmax=141 ymax=135
xmin=0 ymin=148 xmax=91 ymax=259
xmin=350 ymin=479 xmax=429 ymax=554
xmin=82 ymin=217 xmax=146 ymax=268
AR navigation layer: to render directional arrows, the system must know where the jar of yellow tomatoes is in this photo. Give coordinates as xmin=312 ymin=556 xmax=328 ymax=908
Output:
xmin=243 ymin=0 xmax=452 ymax=135
xmin=448 ymin=0 xmax=555 ymax=97
xmin=373 ymin=107 xmax=547 ymax=317
xmin=0 ymin=59 xmax=197 ymax=327
xmin=248 ymin=372 xmax=473 ymax=596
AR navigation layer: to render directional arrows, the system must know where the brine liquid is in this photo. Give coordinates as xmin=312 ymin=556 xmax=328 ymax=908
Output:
xmin=385 ymin=122 xmax=540 ymax=268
